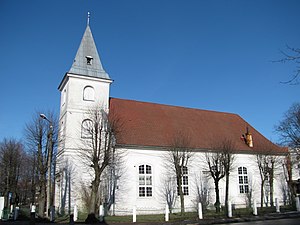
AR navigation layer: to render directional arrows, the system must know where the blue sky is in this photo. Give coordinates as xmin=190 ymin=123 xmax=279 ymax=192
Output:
xmin=0 ymin=0 xmax=299 ymax=144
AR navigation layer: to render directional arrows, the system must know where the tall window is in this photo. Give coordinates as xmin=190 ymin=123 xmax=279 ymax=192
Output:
xmin=81 ymin=119 xmax=93 ymax=138
xmin=83 ymin=86 xmax=95 ymax=101
xmin=138 ymin=165 xmax=152 ymax=197
xmin=238 ymin=167 xmax=249 ymax=193
xmin=178 ymin=166 xmax=189 ymax=195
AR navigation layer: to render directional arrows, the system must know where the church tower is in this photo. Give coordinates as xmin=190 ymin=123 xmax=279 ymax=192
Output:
xmin=56 ymin=14 xmax=112 ymax=211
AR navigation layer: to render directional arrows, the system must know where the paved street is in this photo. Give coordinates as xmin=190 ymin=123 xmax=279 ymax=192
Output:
xmin=220 ymin=218 xmax=300 ymax=225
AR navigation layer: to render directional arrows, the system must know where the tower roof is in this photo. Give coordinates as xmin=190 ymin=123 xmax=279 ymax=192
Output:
xmin=69 ymin=23 xmax=110 ymax=79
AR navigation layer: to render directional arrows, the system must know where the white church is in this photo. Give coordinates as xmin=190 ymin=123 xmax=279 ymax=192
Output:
xmin=55 ymin=17 xmax=288 ymax=216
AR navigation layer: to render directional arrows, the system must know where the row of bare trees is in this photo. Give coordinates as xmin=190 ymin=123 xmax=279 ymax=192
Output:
xmin=0 ymin=139 xmax=34 ymax=206
xmin=0 ymin=110 xmax=58 ymax=219
xmin=163 ymin=132 xmax=290 ymax=216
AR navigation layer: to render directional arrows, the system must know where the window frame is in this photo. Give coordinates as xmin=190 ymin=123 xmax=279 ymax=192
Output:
xmin=178 ymin=166 xmax=189 ymax=196
xmin=138 ymin=164 xmax=153 ymax=198
xmin=238 ymin=166 xmax=249 ymax=194
xmin=83 ymin=86 xmax=95 ymax=102
xmin=81 ymin=119 xmax=93 ymax=139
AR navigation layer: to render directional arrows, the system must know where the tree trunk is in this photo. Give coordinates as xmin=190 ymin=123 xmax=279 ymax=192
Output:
xmin=260 ymin=180 xmax=264 ymax=208
xmin=38 ymin=183 xmax=46 ymax=217
xmin=214 ymin=180 xmax=221 ymax=213
xmin=269 ymin=165 xmax=274 ymax=207
xmin=225 ymin=172 xmax=230 ymax=216
xmin=89 ymin=180 xmax=99 ymax=214
xmin=177 ymin=175 xmax=185 ymax=215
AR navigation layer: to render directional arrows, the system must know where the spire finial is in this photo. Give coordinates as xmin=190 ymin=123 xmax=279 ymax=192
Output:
xmin=87 ymin=12 xmax=90 ymax=26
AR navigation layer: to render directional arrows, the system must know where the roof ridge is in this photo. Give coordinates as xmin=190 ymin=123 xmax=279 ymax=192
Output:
xmin=110 ymin=97 xmax=240 ymax=117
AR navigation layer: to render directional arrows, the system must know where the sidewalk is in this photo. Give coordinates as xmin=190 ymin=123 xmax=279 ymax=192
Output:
xmin=1 ymin=211 xmax=300 ymax=225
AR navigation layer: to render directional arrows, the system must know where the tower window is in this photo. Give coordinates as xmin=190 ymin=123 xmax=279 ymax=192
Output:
xmin=81 ymin=119 xmax=93 ymax=138
xmin=83 ymin=86 xmax=95 ymax=101
xmin=86 ymin=56 xmax=93 ymax=65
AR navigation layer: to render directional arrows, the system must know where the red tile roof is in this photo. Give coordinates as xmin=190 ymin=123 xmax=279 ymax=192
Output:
xmin=110 ymin=98 xmax=287 ymax=154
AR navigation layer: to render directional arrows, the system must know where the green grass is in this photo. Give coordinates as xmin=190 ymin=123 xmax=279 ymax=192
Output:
xmin=16 ymin=204 xmax=296 ymax=223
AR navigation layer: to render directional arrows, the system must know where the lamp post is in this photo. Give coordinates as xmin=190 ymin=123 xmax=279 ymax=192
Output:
xmin=40 ymin=114 xmax=53 ymax=219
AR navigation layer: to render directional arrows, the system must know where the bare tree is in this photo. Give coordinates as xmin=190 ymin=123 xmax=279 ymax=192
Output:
xmin=161 ymin=175 xmax=177 ymax=213
xmin=78 ymin=106 xmax=122 ymax=220
xmin=244 ymin=176 xmax=254 ymax=209
xmin=165 ymin=131 xmax=193 ymax=215
xmin=220 ymin=140 xmax=236 ymax=216
xmin=0 ymin=139 xmax=24 ymax=207
xmin=204 ymin=139 xmax=235 ymax=213
xmin=276 ymin=102 xmax=300 ymax=148
xmin=194 ymin=173 xmax=210 ymax=211
xmin=256 ymin=150 xmax=280 ymax=208
xmin=275 ymin=45 xmax=300 ymax=85
xmin=24 ymin=111 xmax=58 ymax=218
xmin=204 ymin=151 xmax=225 ymax=213
xmin=101 ymin=149 xmax=124 ymax=215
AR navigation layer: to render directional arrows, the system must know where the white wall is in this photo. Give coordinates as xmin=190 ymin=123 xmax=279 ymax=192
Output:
xmin=113 ymin=147 xmax=286 ymax=215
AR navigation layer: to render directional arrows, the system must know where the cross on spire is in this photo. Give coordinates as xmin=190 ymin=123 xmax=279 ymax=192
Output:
xmin=87 ymin=12 xmax=90 ymax=26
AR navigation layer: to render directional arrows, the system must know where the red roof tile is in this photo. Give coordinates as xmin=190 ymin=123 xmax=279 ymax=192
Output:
xmin=110 ymin=98 xmax=286 ymax=154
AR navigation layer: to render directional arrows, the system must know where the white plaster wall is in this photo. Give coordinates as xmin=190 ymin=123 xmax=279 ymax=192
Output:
xmin=113 ymin=148 xmax=286 ymax=215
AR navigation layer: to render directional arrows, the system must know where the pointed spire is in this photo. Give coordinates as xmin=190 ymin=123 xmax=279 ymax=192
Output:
xmin=69 ymin=14 xmax=110 ymax=79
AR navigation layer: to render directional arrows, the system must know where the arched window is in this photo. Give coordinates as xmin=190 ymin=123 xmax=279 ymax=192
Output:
xmin=138 ymin=165 xmax=152 ymax=197
xmin=83 ymin=86 xmax=95 ymax=101
xmin=81 ymin=119 xmax=93 ymax=138
xmin=238 ymin=167 xmax=249 ymax=193
xmin=178 ymin=166 xmax=189 ymax=195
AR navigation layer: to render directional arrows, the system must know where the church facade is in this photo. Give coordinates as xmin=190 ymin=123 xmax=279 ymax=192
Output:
xmin=55 ymin=20 xmax=288 ymax=216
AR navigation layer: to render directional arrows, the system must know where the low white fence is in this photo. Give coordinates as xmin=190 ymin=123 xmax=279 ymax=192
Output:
xmin=96 ymin=196 xmax=300 ymax=223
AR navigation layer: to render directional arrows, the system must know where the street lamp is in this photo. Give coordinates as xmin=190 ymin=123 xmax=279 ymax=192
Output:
xmin=40 ymin=114 xmax=54 ymax=220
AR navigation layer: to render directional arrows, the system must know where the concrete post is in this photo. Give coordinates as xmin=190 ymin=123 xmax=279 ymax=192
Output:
xmin=50 ymin=206 xmax=55 ymax=222
xmin=0 ymin=197 xmax=5 ymax=220
xmin=198 ymin=202 xmax=203 ymax=219
xmin=73 ymin=205 xmax=78 ymax=222
xmin=30 ymin=204 xmax=36 ymax=225
xmin=228 ymin=201 xmax=232 ymax=218
xmin=275 ymin=198 xmax=280 ymax=213
xmin=296 ymin=196 xmax=300 ymax=212
xmin=165 ymin=204 xmax=169 ymax=221
xmin=253 ymin=199 xmax=257 ymax=216
xmin=13 ymin=206 xmax=19 ymax=220
xmin=99 ymin=205 xmax=104 ymax=222
xmin=133 ymin=206 xmax=136 ymax=223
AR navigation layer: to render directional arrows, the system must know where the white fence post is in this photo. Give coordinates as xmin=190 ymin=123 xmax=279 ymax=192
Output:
xmin=228 ymin=201 xmax=232 ymax=218
xmin=165 ymin=204 xmax=169 ymax=221
xmin=133 ymin=206 xmax=137 ymax=223
xmin=99 ymin=205 xmax=104 ymax=222
xmin=0 ymin=197 xmax=5 ymax=220
xmin=275 ymin=198 xmax=280 ymax=213
xmin=253 ymin=199 xmax=257 ymax=216
xmin=296 ymin=196 xmax=300 ymax=212
xmin=198 ymin=202 xmax=203 ymax=219
xmin=74 ymin=205 xmax=78 ymax=221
